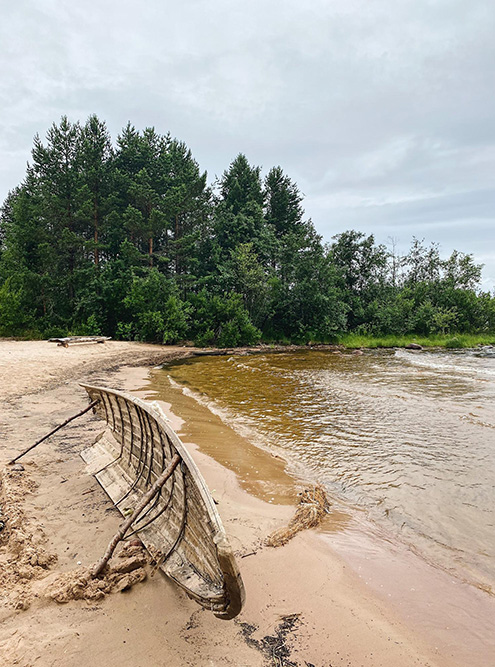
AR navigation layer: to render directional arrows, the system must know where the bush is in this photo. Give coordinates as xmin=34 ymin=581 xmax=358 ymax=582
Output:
xmin=217 ymin=315 xmax=260 ymax=348
xmin=123 ymin=270 xmax=191 ymax=343
xmin=0 ymin=277 xmax=34 ymax=334
xmin=194 ymin=328 xmax=215 ymax=348
xmin=115 ymin=321 xmax=134 ymax=341
xmin=75 ymin=314 xmax=103 ymax=336
xmin=42 ymin=325 xmax=68 ymax=339
xmin=190 ymin=291 xmax=261 ymax=347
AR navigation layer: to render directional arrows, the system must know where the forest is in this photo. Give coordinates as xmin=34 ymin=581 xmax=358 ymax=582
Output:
xmin=0 ymin=115 xmax=494 ymax=347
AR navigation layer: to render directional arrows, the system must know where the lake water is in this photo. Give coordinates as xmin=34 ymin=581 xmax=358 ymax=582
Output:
xmin=151 ymin=348 xmax=495 ymax=595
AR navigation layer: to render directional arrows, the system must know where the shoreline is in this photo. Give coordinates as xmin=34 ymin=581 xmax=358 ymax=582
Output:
xmin=0 ymin=340 xmax=493 ymax=665
xmin=5 ymin=331 xmax=495 ymax=354
xmin=139 ymin=360 xmax=495 ymax=666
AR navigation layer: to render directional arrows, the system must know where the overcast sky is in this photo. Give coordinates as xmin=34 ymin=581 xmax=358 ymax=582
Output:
xmin=1 ymin=0 xmax=494 ymax=289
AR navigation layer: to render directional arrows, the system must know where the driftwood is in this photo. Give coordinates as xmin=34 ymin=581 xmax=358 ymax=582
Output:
xmin=9 ymin=400 xmax=99 ymax=465
xmin=92 ymin=453 xmax=181 ymax=577
xmin=48 ymin=336 xmax=111 ymax=347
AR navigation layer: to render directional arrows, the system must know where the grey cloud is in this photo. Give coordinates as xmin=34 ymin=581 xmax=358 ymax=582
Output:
xmin=1 ymin=0 xmax=494 ymax=288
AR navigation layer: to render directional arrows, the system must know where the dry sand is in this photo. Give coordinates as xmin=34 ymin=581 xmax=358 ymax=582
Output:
xmin=0 ymin=339 xmax=491 ymax=666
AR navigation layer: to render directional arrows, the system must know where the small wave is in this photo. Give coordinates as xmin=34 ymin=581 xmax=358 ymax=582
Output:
xmin=166 ymin=376 xmax=339 ymax=495
xmin=163 ymin=351 xmax=495 ymax=594
xmin=168 ymin=377 xmax=283 ymax=459
xmin=394 ymin=349 xmax=495 ymax=379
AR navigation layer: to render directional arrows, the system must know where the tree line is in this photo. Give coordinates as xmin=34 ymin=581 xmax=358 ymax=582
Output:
xmin=0 ymin=115 xmax=494 ymax=346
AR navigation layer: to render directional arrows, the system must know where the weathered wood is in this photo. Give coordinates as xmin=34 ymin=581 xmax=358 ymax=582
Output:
xmin=48 ymin=336 xmax=111 ymax=347
xmin=9 ymin=400 xmax=99 ymax=464
xmin=80 ymin=384 xmax=245 ymax=619
xmin=91 ymin=453 xmax=181 ymax=577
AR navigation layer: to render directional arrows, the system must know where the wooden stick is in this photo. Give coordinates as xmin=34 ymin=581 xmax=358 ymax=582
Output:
xmin=9 ymin=400 xmax=99 ymax=465
xmin=91 ymin=453 xmax=181 ymax=578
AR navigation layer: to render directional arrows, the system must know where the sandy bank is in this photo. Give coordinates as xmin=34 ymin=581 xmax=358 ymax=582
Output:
xmin=0 ymin=339 xmax=195 ymax=403
xmin=0 ymin=339 xmax=484 ymax=666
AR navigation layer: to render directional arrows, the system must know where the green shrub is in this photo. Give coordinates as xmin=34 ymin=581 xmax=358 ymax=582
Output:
xmin=190 ymin=291 xmax=261 ymax=347
xmin=0 ymin=277 xmax=34 ymax=334
xmin=75 ymin=314 xmax=103 ymax=336
xmin=194 ymin=328 xmax=215 ymax=348
xmin=115 ymin=321 xmax=134 ymax=341
xmin=42 ymin=325 xmax=68 ymax=339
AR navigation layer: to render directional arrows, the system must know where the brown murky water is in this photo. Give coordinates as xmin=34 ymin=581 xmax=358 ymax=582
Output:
xmin=147 ymin=348 xmax=495 ymax=594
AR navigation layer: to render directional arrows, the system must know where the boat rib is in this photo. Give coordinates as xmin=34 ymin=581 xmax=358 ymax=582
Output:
xmin=80 ymin=384 xmax=245 ymax=619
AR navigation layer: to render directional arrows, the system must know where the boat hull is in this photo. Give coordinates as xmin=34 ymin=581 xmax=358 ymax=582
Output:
xmin=80 ymin=384 xmax=245 ymax=619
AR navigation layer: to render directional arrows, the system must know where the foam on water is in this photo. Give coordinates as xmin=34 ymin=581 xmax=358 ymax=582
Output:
xmin=395 ymin=347 xmax=495 ymax=378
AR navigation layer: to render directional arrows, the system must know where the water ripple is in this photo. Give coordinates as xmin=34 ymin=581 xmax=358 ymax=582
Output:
xmin=165 ymin=349 xmax=495 ymax=593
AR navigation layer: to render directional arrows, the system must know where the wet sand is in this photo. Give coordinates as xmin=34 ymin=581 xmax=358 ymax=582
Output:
xmin=0 ymin=340 xmax=490 ymax=666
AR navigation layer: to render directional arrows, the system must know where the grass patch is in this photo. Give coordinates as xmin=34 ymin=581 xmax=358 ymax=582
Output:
xmin=335 ymin=333 xmax=495 ymax=349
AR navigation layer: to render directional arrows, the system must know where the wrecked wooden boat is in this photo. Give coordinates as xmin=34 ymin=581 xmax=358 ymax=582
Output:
xmin=80 ymin=384 xmax=245 ymax=619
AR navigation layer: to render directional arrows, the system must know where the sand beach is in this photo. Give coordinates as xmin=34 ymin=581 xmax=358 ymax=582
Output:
xmin=0 ymin=340 xmax=493 ymax=666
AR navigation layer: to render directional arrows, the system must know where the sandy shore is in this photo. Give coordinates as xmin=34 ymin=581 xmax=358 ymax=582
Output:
xmin=0 ymin=340 xmax=491 ymax=666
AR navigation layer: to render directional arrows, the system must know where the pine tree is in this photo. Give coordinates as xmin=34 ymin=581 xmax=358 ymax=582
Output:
xmin=78 ymin=115 xmax=113 ymax=266
xmin=264 ymin=166 xmax=304 ymax=238
xmin=31 ymin=116 xmax=84 ymax=308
